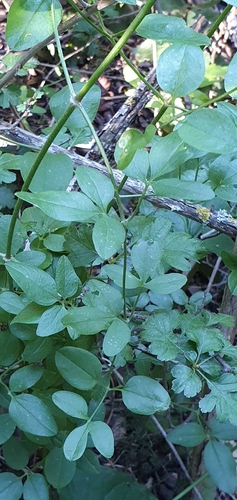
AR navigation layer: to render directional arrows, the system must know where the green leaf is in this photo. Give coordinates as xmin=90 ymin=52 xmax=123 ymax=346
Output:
xmin=0 ymin=414 xmax=16 ymax=444
xmin=52 ymin=391 xmax=88 ymax=419
xmin=144 ymin=274 xmax=187 ymax=294
xmin=36 ymin=304 xmax=67 ymax=337
xmin=9 ymin=394 xmax=58 ymax=436
xmin=186 ymin=327 xmax=224 ymax=354
xmin=152 ymin=178 xmax=214 ymax=201
xmin=9 ymin=365 xmax=44 ymax=392
xmin=228 ymin=270 xmax=237 ymax=295
xmin=149 ymin=132 xmax=185 ymax=180
xmin=224 ymin=52 xmax=237 ymax=99
xmin=83 ymin=279 xmax=123 ymax=315
xmin=210 ymin=418 xmax=237 ymax=440
xmin=89 ymin=421 xmax=114 ymax=458
xmin=0 ymin=215 xmax=23 ymax=257
xmin=2 ymin=436 xmax=29 ymax=470
xmin=131 ymin=240 xmax=161 ymax=282
xmin=44 ymin=447 xmax=76 ymax=488
xmin=93 ymin=216 xmax=125 ymax=260
xmin=167 ymin=423 xmax=206 ymax=447
xmin=157 ymin=43 xmax=205 ymax=98
xmin=0 ymin=473 xmax=23 ymax=500
xmin=62 ymin=307 xmax=115 ymax=337
xmin=16 ymin=250 xmax=46 ymax=267
xmin=6 ymin=0 xmax=62 ymax=51
xmin=5 ymin=260 xmax=58 ymax=306
xmin=20 ymin=153 xmax=73 ymax=192
xmin=177 ymin=109 xmax=237 ymax=154
xmin=77 ymin=449 xmax=100 ymax=474
xmin=23 ymin=474 xmax=49 ymax=500
xmin=102 ymin=264 xmax=142 ymax=289
xmin=204 ymin=441 xmax=236 ymax=494
xmin=55 ymin=347 xmax=102 ymax=390
xmin=16 ymin=191 xmax=99 ymax=222
xmin=56 ymin=255 xmax=81 ymax=299
xmin=43 ymin=234 xmax=65 ymax=252
xmin=161 ymin=232 xmax=204 ymax=272
xmin=122 ymin=375 xmax=170 ymax=415
xmin=171 ymin=365 xmax=202 ymax=397
xmin=63 ymin=424 xmax=89 ymax=461
xmin=199 ymin=375 xmax=237 ymax=425
xmin=76 ymin=167 xmax=114 ymax=210
xmin=142 ymin=312 xmax=180 ymax=361
xmin=0 ymin=330 xmax=20 ymax=366
xmin=50 ymin=83 xmax=101 ymax=134
xmin=117 ymin=129 xmax=151 ymax=170
xmin=136 ymin=14 xmax=210 ymax=46
xmin=22 ymin=337 xmax=52 ymax=363
xmin=103 ymin=318 xmax=130 ymax=357
xmin=0 ymin=291 xmax=25 ymax=315
xmin=123 ymin=150 xmax=150 ymax=183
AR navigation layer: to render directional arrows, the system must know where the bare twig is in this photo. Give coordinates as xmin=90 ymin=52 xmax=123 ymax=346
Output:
xmin=150 ymin=415 xmax=204 ymax=500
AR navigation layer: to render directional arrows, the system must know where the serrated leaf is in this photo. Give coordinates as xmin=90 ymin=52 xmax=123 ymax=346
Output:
xmin=152 ymin=178 xmax=214 ymax=201
xmin=103 ymin=318 xmax=130 ymax=356
xmin=161 ymin=232 xmax=204 ymax=272
xmin=199 ymin=375 xmax=237 ymax=425
xmin=177 ymin=109 xmax=237 ymax=154
xmin=171 ymin=364 xmax=202 ymax=397
xmin=23 ymin=474 xmax=49 ymax=500
xmin=157 ymin=43 xmax=205 ymax=98
xmin=122 ymin=375 xmax=170 ymax=415
xmin=55 ymin=347 xmax=102 ymax=390
xmin=89 ymin=421 xmax=114 ymax=458
xmin=52 ymin=391 xmax=88 ymax=419
xmin=9 ymin=365 xmax=44 ymax=392
xmin=144 ymin=274 xmax=187 ymax=294
xmin=204 ymin=441 xmax=236 ymax=494
xmin=6 ymin=0 xmax=62 ymax=51
xmin=93 ymin=215 xmax=125 ymax=260
xmin=63 ymin=424 xmax=89 ymax=461
xmin=76 ymin=166 xmax=114 ymax=210
xmin=16 ymin=191 xmax=99 ymax=221
xmin=167 ymin=423 xmax=206 ymax=447
xmin=5 ymin=260 xmax=58 ymax=306
xmin=0 ymin=473 xmax=23 ymax=500
xmin=44 ymin=447 xmax=76 ymax=488
xmin=187 ymin=327 xmax=224 ymax=354
xmin=142 ymin=312 xmax=180 ymax=361
xmin=9 ymin=394 xmax=58 ymax=436
xmin=136 ymin=14 xmax=210 ymax=46
xmin=36 ymin=304 xmax=67 ymax=337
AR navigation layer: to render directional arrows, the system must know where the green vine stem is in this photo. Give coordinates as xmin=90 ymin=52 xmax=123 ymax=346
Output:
xmin=207 ymin=4 xmax=232 ymax=39
xmin=5 ymin=0 xmax=157 ymax=259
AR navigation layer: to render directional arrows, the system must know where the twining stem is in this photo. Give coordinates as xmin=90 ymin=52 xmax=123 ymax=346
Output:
xmin=5 ymin=0 xmax=156 ymax=259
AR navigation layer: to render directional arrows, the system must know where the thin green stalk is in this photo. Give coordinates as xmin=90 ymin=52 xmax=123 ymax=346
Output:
xmin=172 ymin=473 xmax=208 ymax=500
xmin=122 ymin=233 xmax=128 ymax=318
xmin=73 ymin=100 xmax=125 ymax=219
xmin=51 ymin=4 xmax=75 ymax=96
xmin=5 ymin=0 xmax=156 ymax=258
xmin=207 ymin=4 xmax=232 ymax=39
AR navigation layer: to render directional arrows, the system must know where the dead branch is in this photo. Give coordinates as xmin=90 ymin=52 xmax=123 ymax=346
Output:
xmin=0 ymin=122 xmax=236 ymax=238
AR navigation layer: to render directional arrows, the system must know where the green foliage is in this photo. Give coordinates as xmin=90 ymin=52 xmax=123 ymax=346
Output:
xmin=2 ymin=0 xmax=237 ymax=498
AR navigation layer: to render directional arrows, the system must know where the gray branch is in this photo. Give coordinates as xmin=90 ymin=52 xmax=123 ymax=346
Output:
xmin=0 ymin=122 xmax=237 ymax=238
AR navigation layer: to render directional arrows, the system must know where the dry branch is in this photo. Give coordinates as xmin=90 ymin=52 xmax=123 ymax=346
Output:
xmin=1 ymin=122 xmax=237 ymax=238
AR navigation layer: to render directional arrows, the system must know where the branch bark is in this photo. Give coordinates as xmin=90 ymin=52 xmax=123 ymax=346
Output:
xmin=1 ymin=122 xmax=237 ymax=238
